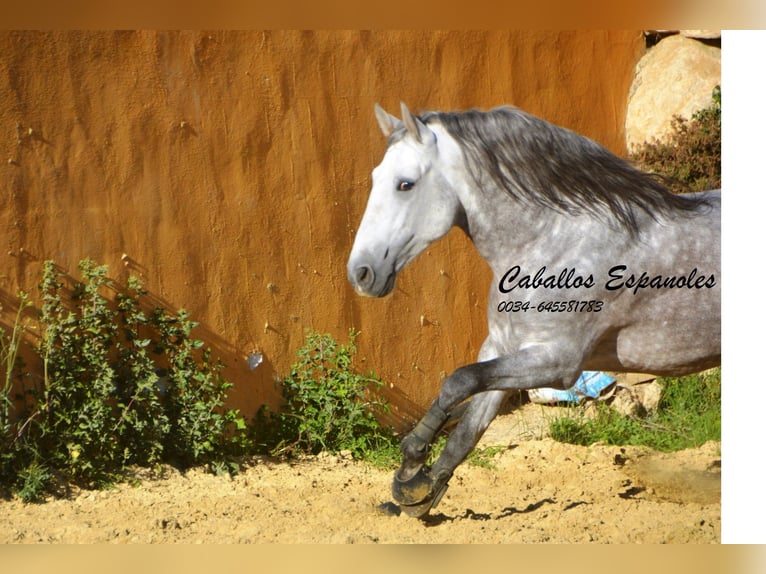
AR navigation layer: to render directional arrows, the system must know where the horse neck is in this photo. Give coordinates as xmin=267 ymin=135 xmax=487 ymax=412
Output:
xmin=456 ymin=182 xmax=557 ymax=263
xmin=433 ymin=124 xmax=616 ymax=271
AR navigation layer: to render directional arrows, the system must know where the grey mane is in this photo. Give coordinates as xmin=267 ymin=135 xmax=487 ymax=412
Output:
xmin=419 ymin=106 xmax=709 ymax=235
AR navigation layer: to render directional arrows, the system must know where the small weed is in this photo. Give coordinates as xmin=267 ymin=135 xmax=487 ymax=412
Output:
xmin=426 ymin=434 xmax=447 ymax=467
xmin=466 ymin=445 xmax=506 ymax=470
xmin=1 ymin=292 xmax=31 ymax=435
xmin=256 ymin=329 xmax=397 ymax=463
xmin=428 ymin=435 xmax=506 ymax=470
xmin=16 ymin=461 xmax=51 ymax=503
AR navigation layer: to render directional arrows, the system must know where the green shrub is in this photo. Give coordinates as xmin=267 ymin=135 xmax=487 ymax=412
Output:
xmin=36 ymin=259 xmax=123 ymax=487
xmin=630 ymin=85 xmax=721 ymax=193
xmin=113 ymin=276 xmax=171 ymax=468
xmin=142 ymin=303 xmax=249 ymax=469
xmin=257 ymin=329 xmax=396 ymax=461
xmin=1 ymin=259 xmax=248 ymax=501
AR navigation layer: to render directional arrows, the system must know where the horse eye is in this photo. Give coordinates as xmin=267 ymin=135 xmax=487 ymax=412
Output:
xmin=397 ymin=180 xmax=415 ymax=192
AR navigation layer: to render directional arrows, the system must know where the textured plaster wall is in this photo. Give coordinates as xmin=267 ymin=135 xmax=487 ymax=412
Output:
xmin=0 ymin=30 xmax=644 ymax=425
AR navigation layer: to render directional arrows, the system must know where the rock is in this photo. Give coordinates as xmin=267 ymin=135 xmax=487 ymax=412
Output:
xmin=636 ymin=380 xmax=663 ymax=413
xmin=611 ymin=386 xmax=643 ymax=418
xmin=611 ymin=380 xmax=664 ymax=418
xmin=680 ymin=30 xmax=721 ymax=40
xmin=625 ymin=35 xmax=720 ymax=152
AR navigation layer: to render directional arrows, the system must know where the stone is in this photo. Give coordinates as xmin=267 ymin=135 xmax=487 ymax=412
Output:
xmin=625 ymin=34 xmax=720 ymax=152
xmin=610 ymin=380 xmax=664 ymax=418
xmin=680 ymin=30 xmax=721 ymax=39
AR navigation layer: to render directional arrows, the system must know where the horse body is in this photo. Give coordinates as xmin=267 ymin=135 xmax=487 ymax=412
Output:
xmin=347 ymin=103 xmax=720 ymax=517
xmin=481 ymin=190 xmax=720 ymax=378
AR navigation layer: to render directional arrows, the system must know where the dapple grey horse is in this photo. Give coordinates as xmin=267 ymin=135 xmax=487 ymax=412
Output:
xmin=347 ymin=103 xmax=720 ymax=517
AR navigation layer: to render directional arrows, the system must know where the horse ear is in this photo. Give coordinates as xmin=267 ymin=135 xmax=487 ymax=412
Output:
xmin=374 ymin=103 xmax=401 ymax=137
xmin=400 ymin=102 xmax=428 ymax=144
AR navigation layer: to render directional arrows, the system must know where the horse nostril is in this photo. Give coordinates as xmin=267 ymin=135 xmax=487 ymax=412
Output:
xmin=354 ymin=265 xmax=374 ymax=288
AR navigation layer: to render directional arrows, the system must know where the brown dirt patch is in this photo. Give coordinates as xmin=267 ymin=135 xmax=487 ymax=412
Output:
xmin=0 ymin=403 xmax=720 ymax=543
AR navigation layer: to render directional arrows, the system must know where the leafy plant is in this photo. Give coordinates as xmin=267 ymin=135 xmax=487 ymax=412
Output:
xmin=150 ymin=306 xmax=249 ymax=468
xmin=112 ymin=276 xmax=170 ymax=468
xmin=1 ymin=259 xmax=248 ymax=501
xmin=36 ymin=259 xmax=122 ymax=487
xmin=257 ymin=329 xmax=396 ymax=461
xmin=631 ymin=86 xmax=721 ymax=193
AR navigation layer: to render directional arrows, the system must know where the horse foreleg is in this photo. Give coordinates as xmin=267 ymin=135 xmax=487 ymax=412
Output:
xmin=398 ymin=400 xmax=448 ymax=471
xmin=394 ymin=390 xmax=509 ymax=517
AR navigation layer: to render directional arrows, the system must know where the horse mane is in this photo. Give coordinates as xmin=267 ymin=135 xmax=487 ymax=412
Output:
xmin=421 ymin=106 xmax=710 ymax=235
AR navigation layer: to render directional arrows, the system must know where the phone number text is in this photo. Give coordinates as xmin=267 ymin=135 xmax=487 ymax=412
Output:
xmin=496 ymin=300 xmax=604 ymax=313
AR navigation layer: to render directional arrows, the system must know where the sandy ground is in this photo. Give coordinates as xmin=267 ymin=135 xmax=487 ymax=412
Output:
xmin=0 ymin=402 xmax=720 ymax=544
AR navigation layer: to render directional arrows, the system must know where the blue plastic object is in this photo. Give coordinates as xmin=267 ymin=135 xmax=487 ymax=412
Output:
xmin=527 ymin=371 xmax=616 ymax=404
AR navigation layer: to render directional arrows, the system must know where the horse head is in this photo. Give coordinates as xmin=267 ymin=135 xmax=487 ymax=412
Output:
xmin=347 ymin=103 xmax=463 ymax=297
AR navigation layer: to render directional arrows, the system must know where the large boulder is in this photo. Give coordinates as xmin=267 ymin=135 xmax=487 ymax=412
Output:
xmin=625 ymin=34 xmax=720 ymax=152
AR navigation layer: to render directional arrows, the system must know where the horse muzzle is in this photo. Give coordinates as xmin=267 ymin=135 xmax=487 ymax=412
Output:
xmin=347 ymin=260 xmax=396 ymax=297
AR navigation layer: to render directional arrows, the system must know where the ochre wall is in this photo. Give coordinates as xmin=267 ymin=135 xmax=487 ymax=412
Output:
xmin=0 ymin=31 xmax=645 ymax=426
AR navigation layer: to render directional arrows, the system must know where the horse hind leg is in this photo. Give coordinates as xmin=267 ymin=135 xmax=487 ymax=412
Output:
xmin=392 ymin=390 xmax=507 ymax=517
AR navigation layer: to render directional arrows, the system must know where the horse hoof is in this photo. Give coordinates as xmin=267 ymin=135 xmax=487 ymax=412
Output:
xmin=392 ymin=465 xmax=452 ymax=518
xmin=400 ymin=478 xmax=451 ymax=518
xmin=392 ymin=465 xmax=434 ymax=506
